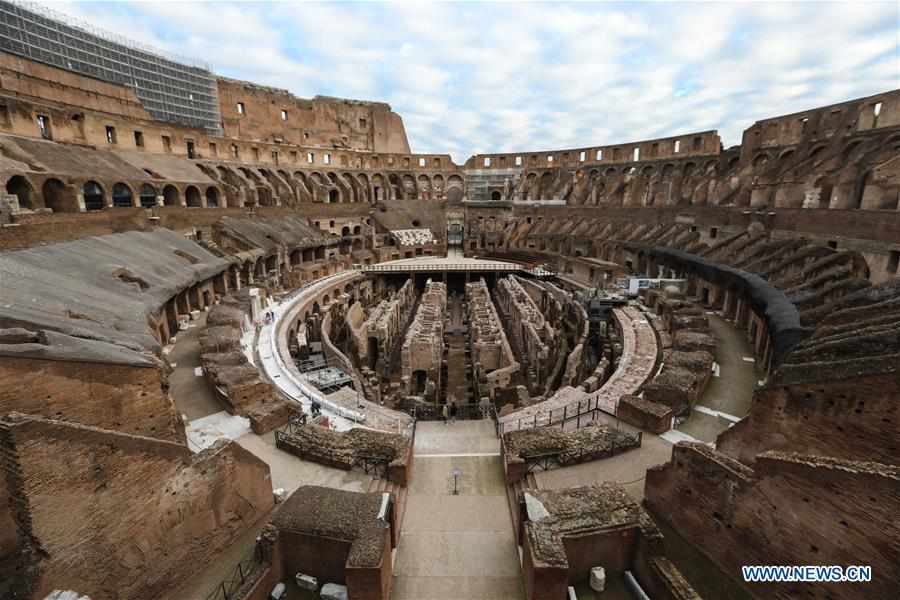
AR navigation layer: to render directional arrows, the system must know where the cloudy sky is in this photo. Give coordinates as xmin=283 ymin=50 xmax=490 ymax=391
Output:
xmin=55 ymin=1 xmax=899 ymax=162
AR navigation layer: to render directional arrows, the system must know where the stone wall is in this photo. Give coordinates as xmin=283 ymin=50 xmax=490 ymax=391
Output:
xmin=0 ymin=413 xmax=274 ymax=600
xmin=401 ymin=280 xmax=446 ymax=400
xmin=0 ymin=357 xmax=184 ymax=443
xmin=217 ymin=78 xmax=410 ymax=154
xmin=645 ymin=443 xmax=899 ymax=600
xmin=717 ymin=371 xmax=900 ymax=466
xmin=361 ymin=279 xmax=416 ymax=374
xmin=466 ymin=278 xmax=519 ymax=402
xmin=494 ymin=275 xmax=555 ymax=394
xmin=519 ymin=277 xmax=592 ymax=393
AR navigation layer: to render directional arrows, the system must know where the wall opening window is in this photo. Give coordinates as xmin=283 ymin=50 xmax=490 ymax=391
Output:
xmin=208 ymin=142 xmax=217 ymax=157
xmin=307 ymin=152 xmax=315 ymax=163
xmin=272 ymin=151 xmax=279 ymax=165
xmin=280 ymin=109 xmax=288 ymax=121
xmin=359 ymin=118 xmax=367 ymax=128
xmin=290 ymin=151 xmax=297 ymax=163
xmin=651 ymin=143 xmax=659 ymax=157
xmin=112 ymin=183 xmax=133 ymax=208
xmin=433 ymin=158 xmax=441 ymax=168
xmin=133 ymin=131 xmax=144 ymax=147
xmin=710 ymin=227 xmax=718 ymax=239
xmin=515 ymin=156 xmax=522 ymax=166
xmin=547 ymin=155 xmax=553 ymax=163
xmin=324 ymin=153 xmax=331 ymax=165
xmin=186 ymin=140 xmax=195 ymax=159
xmin=484 ymin=157 xmax=491 ymax=167
xmin=888 ymin=251 xmax=900 ymax=274
xmin=231 ymin=144 xmax=239 ymax=159
xmin=237 ymin=102 xmax=245 ymax=115
xmin=0 ymin=105 xmax=10 ymax=128
xmin=105 ymin=125 xmax=117 ymax=144
xmin=252 ymin=147 xmax=260 ymax=162
xmin=828 ymin=240 xmax=838 ymax=249
xmin=873 ymin=102 xmax=883 ymax=127
xmin=419 ymin=157 xmax=426 ymax=167
xmin=162 ymin=135 xmax=171 ymax=152
xmin=596 ymin=149 xmax=603 ymax=160
xmin=633 ymin=148 xmax=640 ymax=161
xmin=36 ymin=114 xmax=51 ymax=139
xmin=613 ymin=148 xmax=621 ymax=160
xmin=580 ymin=151 xmax=586 ymax=162
xmin=693 ymin=136 xmax=702 ymax=150
xmin=674 ymin=140 xmax=680 ymax=153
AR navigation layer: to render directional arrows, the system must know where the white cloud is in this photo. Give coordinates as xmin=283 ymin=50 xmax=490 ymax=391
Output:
xmin=53 ymin=1 xmax=900 ymax=162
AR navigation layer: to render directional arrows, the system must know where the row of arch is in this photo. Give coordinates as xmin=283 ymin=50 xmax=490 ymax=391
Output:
xmin=5 ymin=175 xmax=221 ymax=212
xmin=201 ymin=162 xmax=466 ymax=207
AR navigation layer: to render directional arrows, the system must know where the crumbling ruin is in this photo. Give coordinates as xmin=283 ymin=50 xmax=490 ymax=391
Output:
xmin=400 ymin=280 xmax=446 ymax=401
xmin=0 ymin=3 xmax=897 ymax=599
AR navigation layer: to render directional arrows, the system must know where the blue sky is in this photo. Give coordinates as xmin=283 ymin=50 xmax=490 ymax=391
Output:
xmin=56 ymin=1 xmax=900 ymax=163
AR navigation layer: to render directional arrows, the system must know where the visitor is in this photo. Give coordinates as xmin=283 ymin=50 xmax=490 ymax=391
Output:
xmin=449 ymin=402 xmax=458 ymax=423
xmin=442 ymin=403 xmax=449 ymax=425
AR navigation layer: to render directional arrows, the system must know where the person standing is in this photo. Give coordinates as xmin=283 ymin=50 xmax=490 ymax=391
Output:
xmin=449 ymin=402 xmax=457 ymax=423
xmin=441 ymin=402 xmax=449 ymax=425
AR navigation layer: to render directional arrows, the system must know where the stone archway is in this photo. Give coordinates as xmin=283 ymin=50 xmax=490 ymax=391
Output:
xmin=6 ymin=175 xmax=34 ymax=209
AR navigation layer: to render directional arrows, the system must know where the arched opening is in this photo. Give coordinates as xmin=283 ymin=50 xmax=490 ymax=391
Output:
xmin=206 ymin=187 xmax=220 ymax=208
xmin=111 ymin=182 xmax=133 ymax=208
xmin=491 ymin=190 xmax=502 ymax=201
xmin=353 ymin=225 xmax=361 ymax=235
xmin=139 ymin=184 xmax=157 ymax=208
xmin=367 ymin=337 xmax=378 ymax=370
xmin=328 ymin=189 xmax=339 ymax=203
xmin=412 ymin=370 xmax=427 ymax=395
xmin=82 ymin=180 xmax=105 ymax=211
xmin=341 ymin=226 xmax=351 ymax=236
xmin=185 ymin=186 xmax=202 ymax=207
xmin=163 ymin=185 xmax=180 ymax=206
xmin=256 ymin=187 xmax=273 ymax=206
xmin=6 ymin=175 xmax=33 ymax=209
xmin=42 ymin=178 xmax=74 ymax=213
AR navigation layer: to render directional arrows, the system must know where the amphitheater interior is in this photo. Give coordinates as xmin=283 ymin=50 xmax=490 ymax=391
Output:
xmin=0 ymin=3 xmax=898 ymax=600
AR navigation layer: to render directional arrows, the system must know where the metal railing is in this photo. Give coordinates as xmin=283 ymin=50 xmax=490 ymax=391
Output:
xmin=359 ymin=262 xmax=524 ymax=273
xmin=353 ymin=453 xmax=391 ymax=479
xmin=407 ymin=402 xmax=488 ymax=421
xmin=203 ymin=544 xmax=265 ymax=600
xmin=499 ymin=394 xmax=614 ymax=435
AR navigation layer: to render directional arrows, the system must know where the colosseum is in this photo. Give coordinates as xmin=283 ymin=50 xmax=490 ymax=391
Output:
xmin=0 ymin=2 xmax=897 ymax=600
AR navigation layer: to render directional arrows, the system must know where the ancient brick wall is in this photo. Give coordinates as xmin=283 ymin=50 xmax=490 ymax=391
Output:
xmin=401 ymin=280 xmax=446 ymax=398
xmin=217 ymin=77 xmax=410 ymax=153
xmin=0 ymin=358 xmax=184 ymax=443
xmin=494 ymin=275 xmax=555 ymax=394
xmin=716 ymin=372 xmax=900 ymax=466
xmin=0 ymin=468 xmax=14 ymax=557
xmin=645 ymin=443 xmax=900 ymax=600
xmin=2 ymin=414 xmax=273 ymax=600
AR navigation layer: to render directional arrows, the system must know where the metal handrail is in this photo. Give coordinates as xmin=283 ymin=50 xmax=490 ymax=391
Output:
xmin=360 ymin=262 xmax=523 ymax=273
xmin=203 ymin=544 xmax=264 ymax=600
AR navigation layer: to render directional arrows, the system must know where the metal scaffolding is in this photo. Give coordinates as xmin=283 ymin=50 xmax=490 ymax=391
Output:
xmin=464 ymin=168 xmax=521 ymax=202
xmin=0 ymin=0 xmax=222 ymax=133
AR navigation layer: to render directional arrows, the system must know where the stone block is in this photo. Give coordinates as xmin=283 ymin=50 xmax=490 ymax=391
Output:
xmin=320 ymin=583 xmax=348 ymax=600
